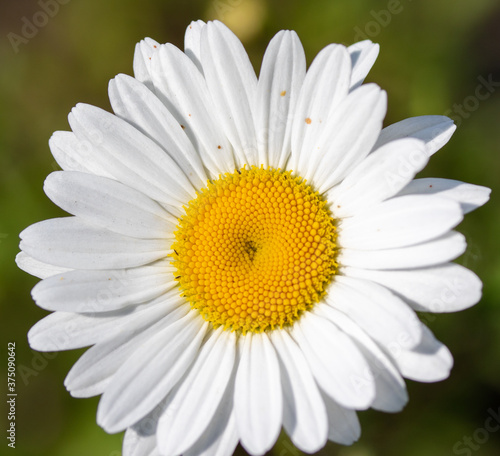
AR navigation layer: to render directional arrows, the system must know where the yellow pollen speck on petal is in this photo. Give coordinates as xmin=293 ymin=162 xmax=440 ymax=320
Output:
xmin=171 ymin=166 xmax=338 ymax=334
xmin=280 ymin=90 xmax=287 ymax=96
xmin=305 ymin=117 xmax=312 ymax=124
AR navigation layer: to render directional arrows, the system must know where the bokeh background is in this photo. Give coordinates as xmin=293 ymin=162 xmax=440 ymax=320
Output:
xmin=1 ymin=0 xmax=499 ymax=455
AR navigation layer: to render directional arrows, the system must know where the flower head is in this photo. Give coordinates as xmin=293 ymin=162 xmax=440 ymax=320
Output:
xmin=18 ymin=20 xmax=490 ymax=456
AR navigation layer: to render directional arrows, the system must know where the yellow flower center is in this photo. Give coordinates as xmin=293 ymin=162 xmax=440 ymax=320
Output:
xmin=172 ymin=166 xmax=338 ymax=334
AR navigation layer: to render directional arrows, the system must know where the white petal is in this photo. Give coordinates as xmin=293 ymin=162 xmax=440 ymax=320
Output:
xmin=312 ymin=84 xmax=387 ymax=193
xmin=28 ymin=297 xmax=172 ymax=351
xmin=316 ymin=305 xmax=408 ymax=413
xmin=289 ymin=44 xmax=351 ymax=178
xmin=20 ymin=217 xmax=169 ymax=270
xmin=338 ymin=231 xmax=467 ymax=270
xmin=123 ymin=427 xmax=159 ymax=456
xmin=16 ymin=252 xmax=70 ymax=279
xmin=200 ymin=21 xmax=258 ymax=166
xmin=28 ymin=312 xmax=106 ymax=352
xmin=392 ymin=325 xmax=453 ymax=382
xmin=348 ymin=40 xmax=379 ymax=90
xmin=373 ymin=115 xmax=456 ymax=156
xmin=185 ymin=398 xmax=239 ymax=456
xmin=109 ymin=74 xmax=208 ymax=190
xmin=327 ymin=138 xmax=428 ymax=217
xmin=133 ymin=37 xmax=160 ymax=91
xmin=398 ymin=178 xmax=491 ymax=214
xmin=151 ymin=44 xmax=235 ymax=177
xmin=65 ymin=297 xmax=187 ymax=398
xmin=49 ymin=130 xmax=89 ymax=173
xmin=234 ymin=332 xmax=282 ymax=455
xmin=97 ymin=310 xmax=208 ymax=433
xmin=44 ymin=171 xmax=176 ymax=239
xmin=68 ymin=103 xmax=195 ymax=211
xmin=342 ymin=263 xmax=482 ymax=313
xmin=255 ymin=30 xmax=306 ymax=169
xmin=157 ymin=328 xmax=236 ymax=456
xmin=291 ymin=312 xmax=375 ymax=409
xmin=32 ymin=260 xmax=175 ymax=312
xmin=184 ymin=20 xmax=206 ymax=73
xmin=270 ymin=330 xmax=328 ymax=453
xmin=338 ymin=195 xmax=463 ymax=250
xmin=325 ymin=276 xmax=422 ymax=349
xmin=321 ymin=392 xmax=361 ymax=445
xmin=49 ymin=131 xmax=112 ymax=176
xmin=128 ymin=398 xmax=164 ymax=440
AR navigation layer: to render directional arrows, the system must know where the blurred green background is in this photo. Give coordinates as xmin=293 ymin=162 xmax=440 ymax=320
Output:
xmin=1 ymin=0 xmax=499 ymax=455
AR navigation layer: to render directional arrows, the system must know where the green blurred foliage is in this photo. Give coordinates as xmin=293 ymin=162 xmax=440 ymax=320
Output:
xmin=1 ymin=0 xmax=499 ymax=455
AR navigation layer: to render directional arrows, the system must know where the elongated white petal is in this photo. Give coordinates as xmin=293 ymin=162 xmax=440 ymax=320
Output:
xmin=28 ymin=312 xmax=107 ymax=352
xmin=133 ymin=37 xmax=160 ymax=91
xmin=184 ymin=20 xmax=206 ymax=72
xmin=201 ymin=21 xmax=258 ymax=166
xmin=97 ymin=310 xmax=208 ymax=433
xmin=157 ymin=328 xmax=236 ymax=456
xmin=327 ymin=138 xmax=428 ymax=217
xmin=185 ymin=399 xmax=239 ymax=456
xmin=151 ymin=44 xmax=235 ymax=177
xmin=289 ymin=44 xmax=351 ymax=177
xmin=321 ymin=392 xmax=361 ymax=445
xmin=16 ymin=252 xmax=70 ymax=279
xmin=49 ymin=130 xmax=89 ymax=173
xmin=109 ymin=74 xmax=208 ymax=190
xmin=28 ymin=296 xmax=173 ymax=351
xmin=65 ymin=299 xmax=187 ymax=398
xmin=312 ymin=84 xmax=387 ymax=193
xmin=44 ymin=171 xmax=176 ymax=239
xmin=348 ymin=40 xmax=379 ymax=90
xmin=343 ymin=263 xmax=482 ymax=313
xmin=373 ymin=115 xmax=456 ymax=156
xmin=234 ymin=333 xmax=282 ymax=455
xmin=49 ymin=131 xmax=112 ymax=176
xmin=270 ymin=330 xmax=328 ymax=453
xmin=316 ymin=305 xmax=408 ymax=413
xmin=69 ymin=103 xmax=194 ymax=210
xmin=128 ymin=399 xmax=164 ymax=440
xmin=20 ymin=217 xmax=169 ymax=270
xmin=339 ymin=231 xmax=467 ymax=270
xmin=291 ymin=312 xmax=375 ymax=409
xmin=339 ymin=195 xmax=463 ymax=250
xmin=123 ymin=427 xmax=159 ymax=456
xmin=255 ymin=30 xmax=306 ymax=169
xmin=325 ymin=276 xmax=421 ymax=350
xmin=398 ymin=178 xmax=491 ymax=214
xmin=32 ymin=260 xmax=175 ymax=312
xmin=392 ymin=325 xmax=453 ymax=382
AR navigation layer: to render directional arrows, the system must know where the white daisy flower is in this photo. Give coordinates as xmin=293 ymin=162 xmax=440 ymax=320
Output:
xmin=18 ymin=20 xmax=490 ymax=456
